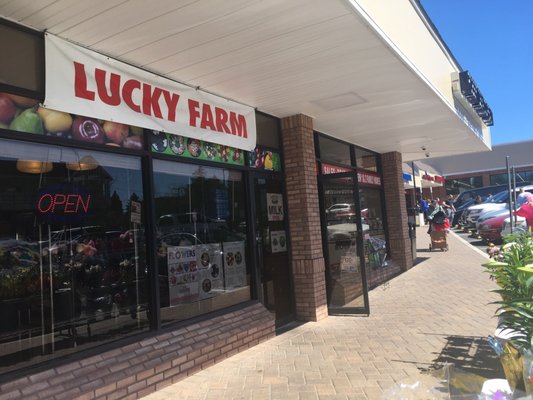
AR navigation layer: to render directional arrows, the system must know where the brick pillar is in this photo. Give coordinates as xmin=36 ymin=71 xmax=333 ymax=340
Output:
xmin=281 ymin=114 xmax=328 ymax=322
xmin=382 ymin=152 xmax=413 ymax=271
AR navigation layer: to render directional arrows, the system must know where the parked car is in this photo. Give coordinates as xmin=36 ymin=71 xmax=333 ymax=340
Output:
xmin=500 ymin=216 xmax=528 ymax=238
xmin=464 ymin=186 xmax=533 ymax=228
xmin=325 ymin=203 xmax=354 ymax=215
xmin=453 ymin=185 xmax=508 ymax=210
xmin=463 ymin=191 xmax=510 ymax=228
xmin=476 ymin=213 xmax=512 ymax=243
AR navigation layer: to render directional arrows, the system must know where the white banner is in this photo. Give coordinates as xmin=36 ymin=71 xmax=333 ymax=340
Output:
xmin=44 ymin=34 xmax=256 ymax=151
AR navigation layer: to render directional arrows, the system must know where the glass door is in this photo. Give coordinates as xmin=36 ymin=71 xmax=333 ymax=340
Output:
xmin=320 ymin=174 xmax=369 ymax=314
xmin=250 ymin=173 xmax=293 ymax=326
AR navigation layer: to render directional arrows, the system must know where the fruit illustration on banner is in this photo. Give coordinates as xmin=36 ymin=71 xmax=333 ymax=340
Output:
xmin=9 ymin=108 xmax=44 ymax=134
xmin=0 ymin=93 xmax=17 ymax=124
xmin=4 ymin=93 xmax=39 ymax=108
xmin=122 ymin=135 xmax=143 ymax=150
xmin=103 ymin=121 xmax=129 ymax=144
xmin=72 ymin=116 xmax=105 ymax=143
xmin=129 ymin=126 xmax=144 ymax=136
xmin=263 ymin=152 xmax=273 ymax=170
xmin=37 ymin=107 xmax=73 ymax=133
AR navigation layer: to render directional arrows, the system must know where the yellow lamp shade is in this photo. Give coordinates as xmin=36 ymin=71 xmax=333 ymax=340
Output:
xmin=66 ymin=155 xmax=98 ymax=171
xmin=16 ymin=160 xmax=53 ymax=174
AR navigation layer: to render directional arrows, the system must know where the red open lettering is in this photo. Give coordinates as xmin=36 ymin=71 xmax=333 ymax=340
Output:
xmin=37 ymin=193 xmax=91 ymax=215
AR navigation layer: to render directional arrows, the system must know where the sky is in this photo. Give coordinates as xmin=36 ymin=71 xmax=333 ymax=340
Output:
xmin=420 ymin=0 xmax=533 ymax=145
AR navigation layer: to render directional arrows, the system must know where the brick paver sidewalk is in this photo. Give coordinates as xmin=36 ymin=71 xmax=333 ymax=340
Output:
xmin=142 ymin=228 xmax=503 ymax=399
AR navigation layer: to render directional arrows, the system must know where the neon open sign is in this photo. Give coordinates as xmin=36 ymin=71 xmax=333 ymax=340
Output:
xmin=38 ymin=193 xmax=91 ymax=214
xmin=35 ymin=185 xmax=92 ymax=222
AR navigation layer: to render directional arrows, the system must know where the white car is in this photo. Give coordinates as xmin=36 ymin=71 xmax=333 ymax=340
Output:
xmin=464 ymin=191 xmax=509 ymax=227
xmin=327 ymin=222 xmax=369 ymax=241
xmin=500 ymin=217 xmax=527 ymax=237
xmin=465 ymin=186 xmax=533 ymax=228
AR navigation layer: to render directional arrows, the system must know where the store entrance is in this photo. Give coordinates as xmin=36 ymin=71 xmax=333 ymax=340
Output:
xmin=319 ymin=174 xmax=369 ymax=314
xmin=250 ymin=173 xmax=293 ymax=326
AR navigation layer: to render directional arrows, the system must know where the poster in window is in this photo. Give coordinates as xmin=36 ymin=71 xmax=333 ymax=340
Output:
xmin=167 ymin=246 xmax=199 ymax=306
xmin=266 ymin=193 xmax=284 ymax=221
xmin=223 ymin=241 xmax=247 ymax=289
xmin=270 ymin=231 xmax=287 ymax=253
xmin=196 ymin=243 xmax=223 ymax=299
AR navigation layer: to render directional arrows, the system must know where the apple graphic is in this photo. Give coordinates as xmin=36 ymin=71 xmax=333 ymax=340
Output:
xmin=72 ymin=116 xmax=105 ymax=144
xmin=37 ymin=107 xmax=73 ymax=133
xmin=0 ymin=93 xmax=17 ymax=124
xmin=4 ymin=93 xmax=39 ymax=108
xmin=103 ymin=121 xmax=129 ymax=144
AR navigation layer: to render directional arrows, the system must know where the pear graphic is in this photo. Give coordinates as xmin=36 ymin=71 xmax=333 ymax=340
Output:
xmin=37 ymin=107 xmax=73 ymax=133
xmin=9 ymin=108 xmax=44 ymax=134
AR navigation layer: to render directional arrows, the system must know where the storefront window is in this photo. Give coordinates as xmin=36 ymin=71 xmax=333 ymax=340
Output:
xmin=490 ymin=170 xmax=533 ymax=186
xmin=318 ymin=136 xmax=352 ymax=166
xmin=0 ymin=139 xmax=147 ymax=374
xmin=152 ymin=160 xmax=250 ymax=324
xmin=445 ymin=176 xmax=483 ymax=195
xmin=355 ymin=148 xmax=378 ymax=172
xmin=359 ymin=187 xmax=388 ymax=270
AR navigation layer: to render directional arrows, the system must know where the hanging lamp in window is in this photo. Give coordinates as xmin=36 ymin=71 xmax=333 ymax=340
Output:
xmin=16 ymin=160 xmax=53 ymax=174
xmin=66 ymin=155 xmax=98 ymax=171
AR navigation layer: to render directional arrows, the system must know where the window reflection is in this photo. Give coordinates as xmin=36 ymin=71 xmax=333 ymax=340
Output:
xmin=360 ymin=187 xmax=387 ymax=269
xmin=0 ymin=139 xmax=147 ymax=374
xmin=322 ymin=177 xmax=365 ymax=309
xmin=153 ymin=161 xmax=250 ymax=324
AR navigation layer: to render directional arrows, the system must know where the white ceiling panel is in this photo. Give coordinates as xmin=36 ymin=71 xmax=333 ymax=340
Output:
xmin=0 ymin=0 xmax=490 ymax=161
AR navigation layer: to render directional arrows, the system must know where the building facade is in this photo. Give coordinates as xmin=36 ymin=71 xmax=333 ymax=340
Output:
xmin=0 ymin=1 xmax=491 ymax=398
xmin=423 ymin=140 xmax=533 ymax=199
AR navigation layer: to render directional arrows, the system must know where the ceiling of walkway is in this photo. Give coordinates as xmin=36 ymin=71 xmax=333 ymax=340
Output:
xmin=0 ymin=0 xmax=489 ymax=161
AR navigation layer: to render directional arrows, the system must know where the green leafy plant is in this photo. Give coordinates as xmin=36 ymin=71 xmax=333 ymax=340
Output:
xmin=484 ymin=231 xmax=533 ymax=351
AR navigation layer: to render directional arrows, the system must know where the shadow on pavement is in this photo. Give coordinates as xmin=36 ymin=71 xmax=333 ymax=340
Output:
xmin=420 ymin=334 xmax=504 ymax=380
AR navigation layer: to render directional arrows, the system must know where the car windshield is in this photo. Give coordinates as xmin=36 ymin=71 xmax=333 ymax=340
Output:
xmin=484 ymin=191 xmax=507 ymax=203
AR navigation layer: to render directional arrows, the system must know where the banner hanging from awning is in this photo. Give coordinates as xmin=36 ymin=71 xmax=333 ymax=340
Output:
xmin=44 ymin=34 xmax=256 ymax=151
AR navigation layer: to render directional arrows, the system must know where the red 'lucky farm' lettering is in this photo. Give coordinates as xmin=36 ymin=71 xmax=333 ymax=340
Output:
xmin=188 ymin=100 xmax=248 ymax=138
xmin=74 ymin=62 xmax=180 ymax=121
xmin=74 ymin=62 xmax=248 ymax=138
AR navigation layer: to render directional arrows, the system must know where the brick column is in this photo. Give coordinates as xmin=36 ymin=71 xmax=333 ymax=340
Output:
xmin=281 ymin=114 xmax=328 ymax=322
xmin=382 ymin=152 xmax=413 ymax=271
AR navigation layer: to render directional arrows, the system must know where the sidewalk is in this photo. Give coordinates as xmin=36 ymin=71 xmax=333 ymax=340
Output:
xmin=142 ymin=228 xmax=502 ymax=400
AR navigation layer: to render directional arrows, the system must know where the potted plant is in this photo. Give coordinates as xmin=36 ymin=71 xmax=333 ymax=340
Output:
xmin=484 ymin=230 xmax=533 ymax=392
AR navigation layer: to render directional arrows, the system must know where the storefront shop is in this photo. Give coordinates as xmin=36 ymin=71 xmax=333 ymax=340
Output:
xmin=0 ymin=23 xmax=289 ymax=385
xmin=316 ymin=134 xmax=401 ymax=315
xmin=0 ymin=0 xmax=493 ymax=395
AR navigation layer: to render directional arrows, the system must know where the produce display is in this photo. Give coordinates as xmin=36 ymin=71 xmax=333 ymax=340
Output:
xmin=0 ymin=92 xmax=145 ymax=149
xmin=150 ymin=130 xmax=245 ymax=166
xmin=247 ymin=147 xmax=282 ymax=171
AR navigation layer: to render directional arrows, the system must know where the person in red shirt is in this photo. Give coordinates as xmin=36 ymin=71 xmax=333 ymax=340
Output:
xmin=514 ymin=201 xmax=533 ymax=230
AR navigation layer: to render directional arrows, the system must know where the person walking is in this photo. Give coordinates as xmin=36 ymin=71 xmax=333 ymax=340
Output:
xmin=444 ymin=194 xmax=456 ymax=227
xmin=420 ymin=197 xmax=429 ymax=224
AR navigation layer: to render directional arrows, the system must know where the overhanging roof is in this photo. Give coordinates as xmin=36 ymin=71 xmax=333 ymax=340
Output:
xmin=0 ymin=0 xmax=490 ymax=161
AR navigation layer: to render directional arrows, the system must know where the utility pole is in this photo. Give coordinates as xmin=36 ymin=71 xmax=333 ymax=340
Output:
xmin=506 ymin=157 xmax=513 ymax=233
